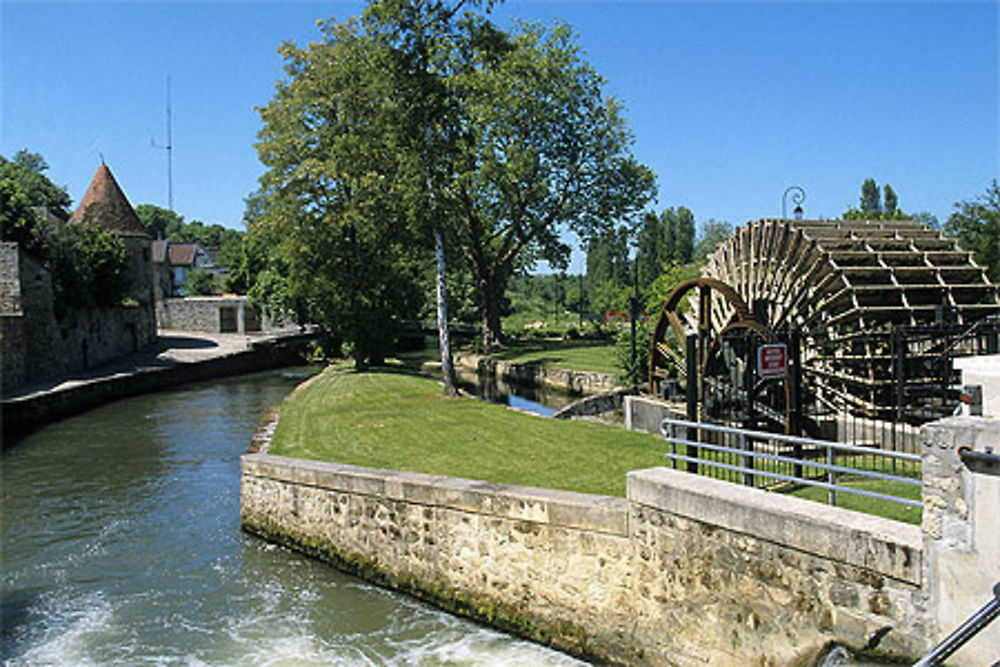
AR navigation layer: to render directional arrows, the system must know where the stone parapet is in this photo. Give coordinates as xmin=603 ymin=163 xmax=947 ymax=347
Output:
xmin=920 ymin=416 xmax=1000 ymax=664
xmin=241 ymin=454 xmax=931 ymax=665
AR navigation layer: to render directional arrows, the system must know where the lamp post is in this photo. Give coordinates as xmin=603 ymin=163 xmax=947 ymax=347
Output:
xmin=629 ymin=257 xmax=639 ymax=394
xmin=782 ymin=185 xmax=806 ymax=220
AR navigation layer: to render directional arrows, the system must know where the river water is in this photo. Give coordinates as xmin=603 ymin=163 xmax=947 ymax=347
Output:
xmin=1 ymin=367 xmax=580 ymax=665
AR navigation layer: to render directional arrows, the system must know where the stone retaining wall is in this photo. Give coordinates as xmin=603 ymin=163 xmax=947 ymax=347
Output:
xmin=454 ymin=352 xmax=619 ymax=396
xmin=241 ymin=455 xmax=928 ymax=665
xmin=2 ymin=336 xmax=312 ymax=438
xmin=1 ymin=243 xmax=157 ymax=392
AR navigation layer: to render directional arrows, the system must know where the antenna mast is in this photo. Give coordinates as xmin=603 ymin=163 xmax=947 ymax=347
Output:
xmin=165 ymin=76 xmax=173 ymax=212
xmin=152 ymin=76 xmax=174 ymax=211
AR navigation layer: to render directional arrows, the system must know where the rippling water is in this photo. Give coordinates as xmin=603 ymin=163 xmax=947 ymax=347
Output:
xmin=1 ymin=367 xmax=581 ymax=665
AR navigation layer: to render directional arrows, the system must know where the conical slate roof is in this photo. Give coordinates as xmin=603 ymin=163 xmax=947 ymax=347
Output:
xmin=70 ymin=164 xmax=149 ymax=238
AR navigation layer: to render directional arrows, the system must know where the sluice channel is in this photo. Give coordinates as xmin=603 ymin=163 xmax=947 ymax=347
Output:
xmin=0 ymin=367 xmax=579 ymax=665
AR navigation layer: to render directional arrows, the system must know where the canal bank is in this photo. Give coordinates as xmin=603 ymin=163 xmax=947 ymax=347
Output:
xmin=2 ymin=367 xmax=576 ymax=664
xmin=241 ymin=370 xmax=1000 ymax=665
xmin=1 ymin=330 xmax=316 ymax=440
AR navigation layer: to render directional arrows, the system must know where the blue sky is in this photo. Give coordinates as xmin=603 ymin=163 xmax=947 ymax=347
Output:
xmin=2 ymin=1 xmax=997 ymax=273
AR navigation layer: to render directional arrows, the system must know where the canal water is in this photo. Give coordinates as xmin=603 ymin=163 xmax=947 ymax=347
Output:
xmin=0 ymin=367 xmax=581 ymax=665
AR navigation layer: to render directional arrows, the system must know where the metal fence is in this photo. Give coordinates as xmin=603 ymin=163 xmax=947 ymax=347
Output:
xmin=659 ymin=417 xmax=922 ymax=511
xmin=693 ymin=318 xmax=1000 ymax=458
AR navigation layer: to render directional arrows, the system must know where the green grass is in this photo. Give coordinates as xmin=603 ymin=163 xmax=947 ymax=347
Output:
xmin=270 ymin=366 xmax=665 ymax=497
xmin=485 ymin=339 xmax=619 ymax=375
xmin=789 ymin=478 xmax=922 ymax=525
xmin=272 ymin=366 xmax=922 ymax=523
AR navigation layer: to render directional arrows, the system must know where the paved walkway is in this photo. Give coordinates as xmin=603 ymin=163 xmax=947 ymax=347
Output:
xmin=3 ymin=329 xmax=297 ymax=402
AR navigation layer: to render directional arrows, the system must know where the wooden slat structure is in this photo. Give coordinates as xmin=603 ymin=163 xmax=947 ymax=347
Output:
xmin=668 ymin=218 xmax=1000 ymax=418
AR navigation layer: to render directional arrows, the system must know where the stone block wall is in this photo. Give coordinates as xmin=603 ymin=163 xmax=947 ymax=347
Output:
xmin=920 ymin=416 xmax=1000 ymax=664
xmin=1 ymin=243 xmax=157 ymax=394
xmin=454 ymin=353 xmax=619 ymax=396
xmin=241 ymin=456 xmax=928 ymax=665
xmin=624 ymin=394 xmax=687 ymax=434
xmin=159 ymin=296 xmax=277 ymax=334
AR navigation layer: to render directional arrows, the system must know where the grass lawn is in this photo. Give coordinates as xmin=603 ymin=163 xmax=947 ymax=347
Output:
xmin=484 ymin=339 xmax=619 ymax=375
xmin=270 ymin=365 xmax=922 ymax=523
xmin=270 ymin=366 xmax=663 ymax=497
xmin=789 ymin=478 xmax=922 ymax=525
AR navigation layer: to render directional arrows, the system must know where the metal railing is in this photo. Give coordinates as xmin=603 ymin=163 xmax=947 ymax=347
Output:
xmin=659 ymin=417 xmax=922 ymax=510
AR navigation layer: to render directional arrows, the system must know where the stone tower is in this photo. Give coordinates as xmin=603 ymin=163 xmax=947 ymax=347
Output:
xmin=69 ymin=163 xmax=154 ymax=306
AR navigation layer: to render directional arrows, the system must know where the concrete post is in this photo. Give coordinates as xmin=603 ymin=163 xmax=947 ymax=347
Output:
xmin=237 ymin=299 xmax=246 ymax=334
xmin=920 ymin=415 xmax=1000 ymax=665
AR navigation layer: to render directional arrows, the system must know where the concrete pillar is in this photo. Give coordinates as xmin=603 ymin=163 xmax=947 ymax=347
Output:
xmin=920 ymin=415 xmax=1000 ymax=665
xmin=237 ymin=299 xmax=246 ymax=334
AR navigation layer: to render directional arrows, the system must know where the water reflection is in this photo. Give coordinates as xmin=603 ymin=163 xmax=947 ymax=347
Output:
xmin=456 ymin=369 xmax=575 ymax=416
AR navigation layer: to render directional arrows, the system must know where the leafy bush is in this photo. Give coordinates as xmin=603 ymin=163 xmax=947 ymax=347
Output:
xmin=614 ymin=319 xmax=652 ymax=386
xmin=184 ymin=267 xmax=217 ymax=296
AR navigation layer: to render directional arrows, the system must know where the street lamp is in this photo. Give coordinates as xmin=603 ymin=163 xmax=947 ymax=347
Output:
xmin=629 ymin=257 xmax=639 ymax=394
xmin=782 ymin=186 xmax=806 ymax=220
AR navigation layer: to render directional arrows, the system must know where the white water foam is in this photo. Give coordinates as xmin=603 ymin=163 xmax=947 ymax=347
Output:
xmin=10 ymin=591 xmax=115 ymax=666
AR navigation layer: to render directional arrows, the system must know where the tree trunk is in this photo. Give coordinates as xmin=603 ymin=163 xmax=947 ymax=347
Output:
xmin=478 ymin=273 xmax=504 ymax=353
xmin=435 ymin=227 xmax=458 ymax=396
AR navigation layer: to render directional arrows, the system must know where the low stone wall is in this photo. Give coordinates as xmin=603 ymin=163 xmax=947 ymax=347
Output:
xmin=454 ymin=352 xmax=619 ymax=396
xmin=1 ymin=243 xmax=157 ymax=393
xmin=159 ymin=296 xmax=266 ymax=333
xmin=241 ymin=455 xmax=927 ymax=665
xmin=2 ymin=336 xmax=312 ymax=438
xmin=624 ymin=394 xmax=687 ymax=434
xmin=552 ymin=388 xmax=629 ymax=419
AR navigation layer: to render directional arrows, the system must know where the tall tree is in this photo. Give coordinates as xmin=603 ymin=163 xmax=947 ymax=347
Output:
xmin=844 ymin=179 xmax=910 ymax=220
xmin=944 ymin=180 xmax=1000 ymax=283
xmin=860 ymin=178 xmax=881 ymax=217
xmin=694 ymin=219 xmax=733 ymax=263
xmin=883 ymin=184 xmax=898 ymax=218
xmin=449 ymin=21 xmax=655 ymax=349
xmin=672 ymin=206 xmax=695 ymax=264
xmin=360 ymin=0 xmax=492 ymax=393
xmin=636 ymin=211 xmax=664 ymax=290
xmin=253 ymin=18 xmax=425 ymax=369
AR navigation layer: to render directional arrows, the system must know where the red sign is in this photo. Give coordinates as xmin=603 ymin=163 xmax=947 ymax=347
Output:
xmin=757 ymin=343 xmax=788 ymax=379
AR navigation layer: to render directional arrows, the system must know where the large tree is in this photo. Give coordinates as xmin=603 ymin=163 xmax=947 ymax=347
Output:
xmin=945 ymin=180 xmax=1000 ymax=283
xmin=360 ymin=0 xmax=496 ymax=392
xmin=448 ymin=21 xmax=655 ymax=349
xmin=253 ymin=19 xmax=425 ymax=368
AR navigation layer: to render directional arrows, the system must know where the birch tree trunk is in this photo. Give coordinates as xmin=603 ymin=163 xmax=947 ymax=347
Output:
xmin=435 ymin=226 xmax=458 ymax=396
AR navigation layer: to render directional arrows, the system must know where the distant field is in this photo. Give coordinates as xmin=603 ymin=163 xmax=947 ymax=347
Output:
xmin=395 ymin=337 xmax=619 ymax=375
xmin=485 ymin=339 xmax=619 ymax=375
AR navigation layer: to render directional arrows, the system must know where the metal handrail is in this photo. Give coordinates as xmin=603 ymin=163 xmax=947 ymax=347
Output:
xmin=660 ymin=417 xmax=921 ymax=462
xmin=913 ymin=582 xmax=1000 ymax=666
xmin=660 ymin=417 xmax=922 ymax=509
xmin=661 ymin=433 xmax=922 ymax=487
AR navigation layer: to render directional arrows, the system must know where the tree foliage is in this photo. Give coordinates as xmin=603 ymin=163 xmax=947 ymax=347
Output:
xmin=694 ymin=219 xmax=733 ymax=263
xmin=1 ymin=150 xmax=128 ymax=314
xmin=844 ymin=178 xmax=909 ymax=220
xmin=252 ymin=17 xmax=426 ymax=368
xmin=944 ymin=180 xmax=1000 ymax=283
xmin=413 ymin=17 xmax=655 ymax=349
xmin=247 ymin=3 xmax=654 ymax=359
